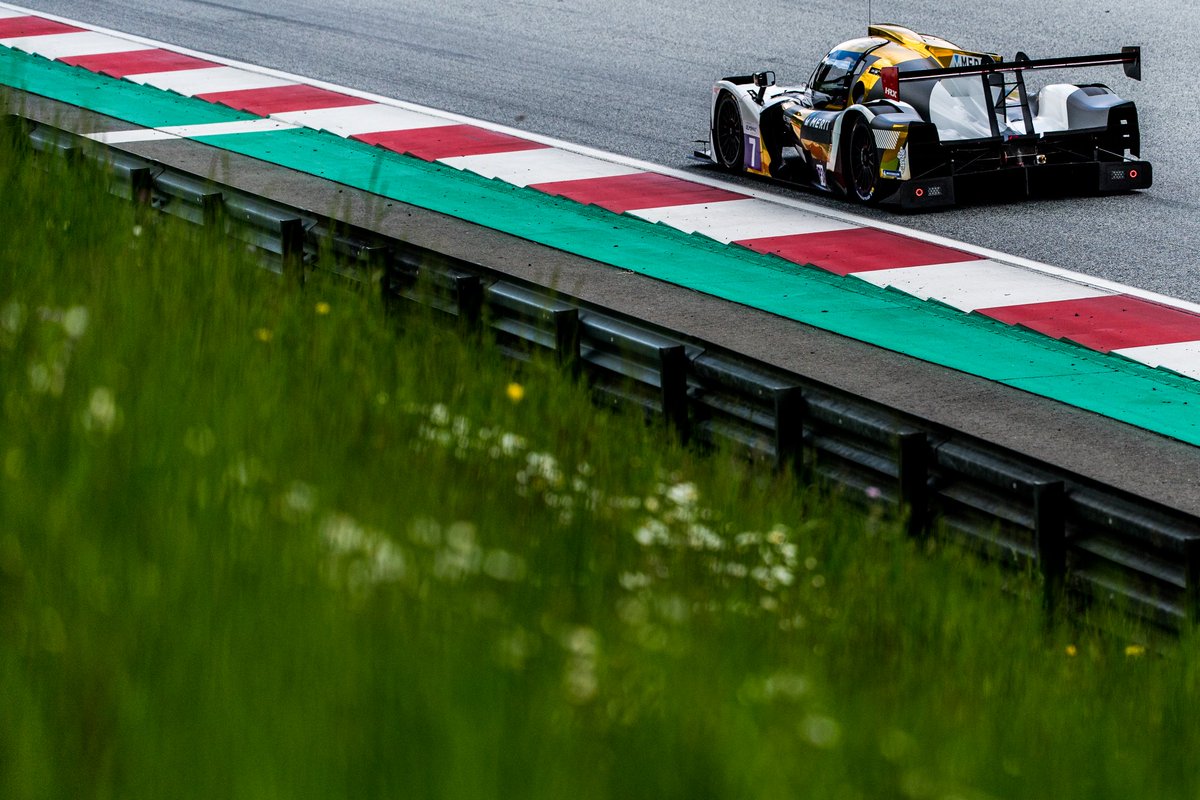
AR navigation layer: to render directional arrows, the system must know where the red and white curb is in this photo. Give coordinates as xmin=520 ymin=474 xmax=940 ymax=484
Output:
xmin=4 ymin=3 xmax=1200 ymax=382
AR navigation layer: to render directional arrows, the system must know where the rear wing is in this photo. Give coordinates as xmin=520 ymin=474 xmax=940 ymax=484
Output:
xmin=880 ymin=46 xmax=1142 ymax=101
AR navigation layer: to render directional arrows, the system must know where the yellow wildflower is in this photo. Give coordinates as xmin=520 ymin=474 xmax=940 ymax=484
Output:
xmin=506 ymin=382 xmax=525 ymax=403
xmin=255 ymin=328 xmax=273 ymax=343
xmin=1125 ymin=644 xmax=1146 ymax=658
xmin=1065 ymin=644 xmax=1077 ymax=657
xmin=315 ymin=301 xmax=331 ymax=315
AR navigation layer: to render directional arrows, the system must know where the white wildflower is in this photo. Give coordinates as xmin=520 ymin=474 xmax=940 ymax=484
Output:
xmin=618 ymin=572 xmax=652 ymax=591
xmin=321 ymin=513 xmax=367 ymax=554
xmin=735 ymin=531 xmax=761 ymax=548
xmin=500 ymin=432 xmax=526 ymax=456
xmin=280 ymin=481 xmax=316 ymax=522
xmin=482 ymin=549 xmax=526 ymax=582
xmin=433 ymin=521 xmax=482 ymax=581
xmin=686 ymin=523 xmax=724 ymax=551
xmin=369 ymin=539 xmax=407 ymax=583
xmin=61 ymin=306 xmax=89 ymax=339
xmin=800 ymin=714 xmax=842 ymax=749
xmin=666 ymin=482 xmax=699 ymax=507
xmin=1 ymin=301 xmax=23 ymax=334
xmin=525 ymin=452 xmax=562 ymax=485
xmin=82 ymin=387 xmax=119 ymax=434
xmin=633 ymin=518 xmax=670 ymax=547
xmin=764 ymin=672 xmax=811 ymax=700
xmin=429 ymin=403 xmax=450 ymax=426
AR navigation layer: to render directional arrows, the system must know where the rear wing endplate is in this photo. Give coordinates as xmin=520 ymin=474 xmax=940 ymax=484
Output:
xmin=881 ymin=46 xmax=1141 ymax=100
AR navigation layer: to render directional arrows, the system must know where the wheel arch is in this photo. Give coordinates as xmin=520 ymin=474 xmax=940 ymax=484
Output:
xmin=709 ymin=81 xmax=765 ymax=169
xmin=829 ymin=106 xmax=875 ymax=184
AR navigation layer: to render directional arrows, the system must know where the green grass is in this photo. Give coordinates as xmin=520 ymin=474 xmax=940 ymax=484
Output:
xmin=1 ymin=122 xmax=1197 ymax=800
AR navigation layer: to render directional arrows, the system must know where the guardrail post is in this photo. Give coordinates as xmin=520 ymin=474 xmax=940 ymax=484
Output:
xmin=453 ymin=274 xmax=482 ymax=329
xmin=553 ymin=308 xmax=580 ymax=377
xmin=773 ymin=387 xmax=804 ymax=473
xmin=1033 ymin=481 xmax=1066 ymax=616
xmin=659 ymin=345 xmax=689 ymax=443
xmin=1 ymin=114 xmax=31 ymax=142
xmin=1184 ymin=538 xmax=1200 ymax=626
xmin=200 ymin=193 xmax=221 ymax=228
xmin=130 ymin=167 xmax=153 ymax=206
xmin=898 ymin=432 xmax=929 ymax=538
xmin=280 ymin=218 xmax=305 ymax=285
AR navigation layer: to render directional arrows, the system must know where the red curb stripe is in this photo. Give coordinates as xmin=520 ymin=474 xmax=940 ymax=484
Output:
xmin=530 ymin=172 xmax=743 ymax=214
xmin=353 ymin=125 xmax=548 ymax=161
xmin=196 ymin=84 xmax=373 ymax=115
xmin=735 ymin=228 xmax=983 ymax=275
xmin=58 ymin=48 xmax=218 ymax=78
xmin=0 ymin=16 xmax=84 ymax=37
xmin=978 ymin=294 xmax=1200 ymax=352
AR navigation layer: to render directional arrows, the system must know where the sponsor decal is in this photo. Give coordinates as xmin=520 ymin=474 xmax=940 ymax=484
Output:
xmin=881 ymin=67 xmax=899 ymax=101
xmin=806 ymin=114 xmax=834 ymax=132
xmin=883 ymin=169 xmax=902 ymax=178
xmin=815 ymin=163 xmax=827 ymax=188
xmin=896 ymin=144 xmax=908 ymax=179
xmin=950 ymin=53 xmax=985 ymax=67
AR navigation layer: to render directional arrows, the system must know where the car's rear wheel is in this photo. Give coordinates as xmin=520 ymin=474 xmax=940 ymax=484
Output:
xmin=713 ymin=92 xmax=744 ymax=171
xmin=843 ymin=117 xmax=879 ymax=203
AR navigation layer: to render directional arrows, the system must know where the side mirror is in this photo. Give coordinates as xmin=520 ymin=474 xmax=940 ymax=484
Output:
xmin=751 ymin=71 xmax=776 ymax=104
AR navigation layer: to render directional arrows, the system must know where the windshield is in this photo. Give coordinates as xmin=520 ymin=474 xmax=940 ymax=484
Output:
xmin=810 ymin=49 xmax=865 ymax=101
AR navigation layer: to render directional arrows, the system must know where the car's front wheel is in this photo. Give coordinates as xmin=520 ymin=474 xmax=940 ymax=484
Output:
xmin=713 ymin=92 xmax=744 ymax=171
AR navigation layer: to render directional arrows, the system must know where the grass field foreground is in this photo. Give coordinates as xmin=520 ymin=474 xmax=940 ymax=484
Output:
xmin=0 ymin=122 xmax=1197 ymax=799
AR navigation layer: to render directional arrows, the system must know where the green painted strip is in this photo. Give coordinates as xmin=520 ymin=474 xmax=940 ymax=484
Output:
xmin=4 ymin=45 xmax=1199 ymax=443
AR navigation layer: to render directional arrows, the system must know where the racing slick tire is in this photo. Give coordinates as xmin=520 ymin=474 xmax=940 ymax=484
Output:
xmin=713 ymin=91 xmax=744 ymax=172
xmin=843 ymin=116 xmax=881 ymax=203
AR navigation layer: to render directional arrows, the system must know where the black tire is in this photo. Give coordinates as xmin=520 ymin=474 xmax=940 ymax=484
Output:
xmin=713 ymin=92 xmax=744 ymax=171
xmin=843 ymin=116 xmax=879 ymax=203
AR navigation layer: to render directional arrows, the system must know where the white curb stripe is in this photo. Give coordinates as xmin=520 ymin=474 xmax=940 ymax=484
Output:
xmin=1 ymin=31 xmax=154 ymax=58
xmin=84 ymin=129 xmax=178 ymax=143
xmin=164 ymin=118 xmax=300 ymax=138
xmin=269 ymin=103 xmax=456 ymax=135
xmin=125 ymin=65 xmax=294 ymax=96
xmin=0 ymin=8 xmax=27 ymax=17
xmin=630 ymin=198 xmax=856 ymax=243
xmin=439 ymin=148 xmax=643 ymax=187
xmin=86 ymin=118 xmax=299 ymax=143
xmin=850 ymin=260 xmax=1115 ymax=312
xmin=1115 ymin=341 xmax=1200 ymax=380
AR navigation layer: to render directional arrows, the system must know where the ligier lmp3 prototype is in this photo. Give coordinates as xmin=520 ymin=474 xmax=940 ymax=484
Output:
xmin=696 ymin=24 xmax=1151 ymax=209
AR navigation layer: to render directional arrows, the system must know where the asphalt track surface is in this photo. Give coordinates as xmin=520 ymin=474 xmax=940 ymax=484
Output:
xmin=13 ymin=0 xmax=1200 ymax=302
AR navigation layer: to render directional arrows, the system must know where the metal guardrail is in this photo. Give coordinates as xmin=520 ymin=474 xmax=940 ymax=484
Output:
xmin=11 ymin=115 xmax=1200 ymax=631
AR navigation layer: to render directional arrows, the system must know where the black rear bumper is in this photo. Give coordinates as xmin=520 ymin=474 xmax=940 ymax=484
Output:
xmin=885 ymin=160 xmax=1152 ymax=210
